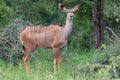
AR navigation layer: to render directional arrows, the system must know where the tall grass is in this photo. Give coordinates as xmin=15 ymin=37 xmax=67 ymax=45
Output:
xmin=0 ymin=47 xmax=107 ymax=80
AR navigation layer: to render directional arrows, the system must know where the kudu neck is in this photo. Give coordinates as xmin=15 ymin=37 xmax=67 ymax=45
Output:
xmin=63 ymin=15 xmax=73 ymax=39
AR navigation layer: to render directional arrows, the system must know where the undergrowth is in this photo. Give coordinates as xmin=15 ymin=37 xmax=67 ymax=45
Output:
xmin=0 ymin=47 xmax=106 ymax=80
xmin=1 ymin=40 xmax=120 ymax=80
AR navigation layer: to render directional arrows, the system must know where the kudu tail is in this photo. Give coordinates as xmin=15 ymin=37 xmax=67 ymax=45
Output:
xmin=22 ymin=46 xmax=25 ymax=51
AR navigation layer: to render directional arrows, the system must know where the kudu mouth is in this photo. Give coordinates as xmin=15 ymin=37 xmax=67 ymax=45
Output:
xmin=69 ymin=15 xmax=74 ymax=18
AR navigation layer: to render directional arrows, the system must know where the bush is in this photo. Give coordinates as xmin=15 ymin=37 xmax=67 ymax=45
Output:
xmin=0 ymin=18 xmax=31 ymax=64
xmin=0 ymin=0 xmax=13 ymax=27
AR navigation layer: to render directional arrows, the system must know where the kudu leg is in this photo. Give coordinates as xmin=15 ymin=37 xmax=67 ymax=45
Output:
xmin=53 ymin=48 xmax=59 ymax=75
xmin=53 ymin=48 xmax=62 ymax=75
xmin=58 ymin=49 xmax=62 ymax=71
xmin=22 ymin=46 xmax=34 ymax=74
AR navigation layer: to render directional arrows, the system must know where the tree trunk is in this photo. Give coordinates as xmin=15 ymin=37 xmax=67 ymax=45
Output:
xmin=92 ymin=0 xmax=103 ymax=49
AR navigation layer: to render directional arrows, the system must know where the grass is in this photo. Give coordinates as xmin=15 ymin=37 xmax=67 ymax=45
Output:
xmin=0 ymin=48 xmax=107 ymax=80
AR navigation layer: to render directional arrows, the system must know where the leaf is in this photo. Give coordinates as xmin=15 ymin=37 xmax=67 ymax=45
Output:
xmin=115 ymin=18 xmax=119 ymax=23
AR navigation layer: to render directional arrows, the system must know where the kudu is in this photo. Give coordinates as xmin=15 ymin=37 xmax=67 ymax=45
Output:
xmin=20 ymin=3 xmax=79 ymax=74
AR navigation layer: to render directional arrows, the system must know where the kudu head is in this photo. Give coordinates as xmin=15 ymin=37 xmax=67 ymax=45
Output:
xmin=59 ymin=3 xmax=80 ymax=20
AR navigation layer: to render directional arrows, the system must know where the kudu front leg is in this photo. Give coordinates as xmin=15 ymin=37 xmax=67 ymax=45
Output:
xmin=53 ymin=48 xmax=62 ymax=75
xmin=53 ymin=48 xmax=59 ymax=75
xmin=58 ymin=49 xmax=62 ymax=71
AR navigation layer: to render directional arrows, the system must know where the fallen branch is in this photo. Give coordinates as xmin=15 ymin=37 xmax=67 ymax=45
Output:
xmin=106 ymin=26 xmax=119 ymax=38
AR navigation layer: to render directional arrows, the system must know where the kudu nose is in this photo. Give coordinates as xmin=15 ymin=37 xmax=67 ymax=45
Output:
xmin=70 ymin=15 xmax=73 ymax=17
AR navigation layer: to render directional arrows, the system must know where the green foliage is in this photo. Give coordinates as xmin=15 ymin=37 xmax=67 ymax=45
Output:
xmin=104 ymin=0 xmax=120 ymax=32
xmin=4 ymin=0 xmax=59 ymax=25
xmin=83 ymin=39 xmax=120 ymax=79
xmin=0 ymin=0 xmax=13 ymax=27
xmin=116 ymin=15 xmax=120 ymax=23
xmin=104 ymin=0 xmax=120 ymax=19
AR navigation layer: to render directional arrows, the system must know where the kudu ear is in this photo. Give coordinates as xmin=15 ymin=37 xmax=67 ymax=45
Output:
xmin=70 ymin=4 xmax=80 ymax=12
xmin=59 ymin=3 xmax=67 ymax=12
xmin=59 ymin=3 xmax=80 ymax=13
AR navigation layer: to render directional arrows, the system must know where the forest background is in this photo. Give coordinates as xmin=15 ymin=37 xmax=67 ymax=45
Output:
xmin=0 ymin=0 xmax=120 ymax=80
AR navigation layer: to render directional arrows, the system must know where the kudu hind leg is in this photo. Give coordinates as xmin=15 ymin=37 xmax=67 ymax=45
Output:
xmin=22 ymin=46 xmax=35 ymax=74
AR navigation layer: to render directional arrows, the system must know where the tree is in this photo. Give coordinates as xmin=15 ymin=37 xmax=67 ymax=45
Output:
xmin=92 ymin=0 xmax=103 ymax=48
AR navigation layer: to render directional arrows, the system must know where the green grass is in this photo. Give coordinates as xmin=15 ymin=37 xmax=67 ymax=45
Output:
xmin=0 ymin=48 xmax=107 ymax=80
